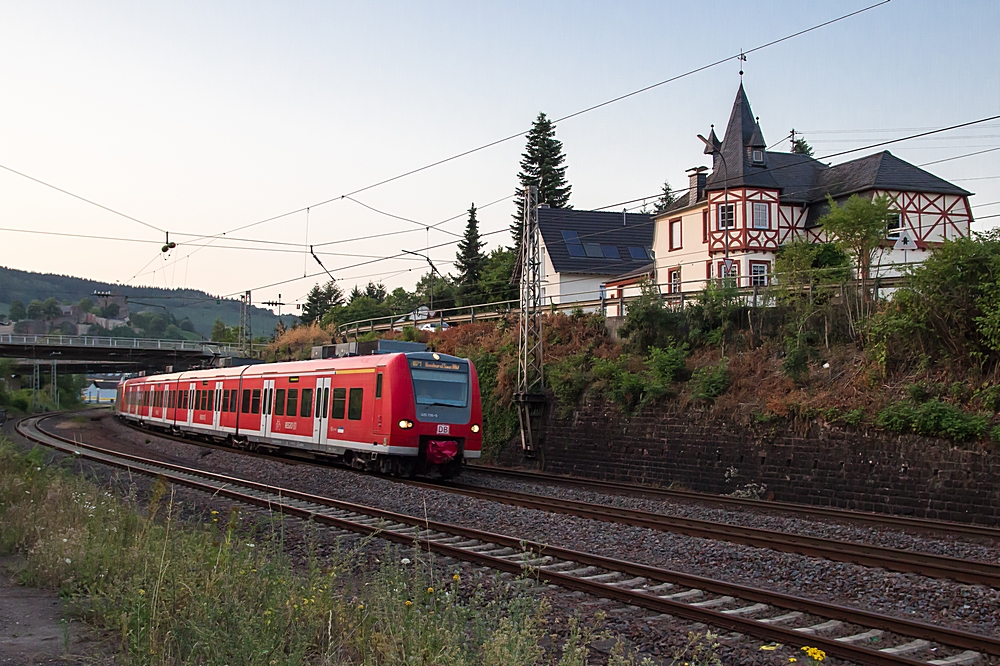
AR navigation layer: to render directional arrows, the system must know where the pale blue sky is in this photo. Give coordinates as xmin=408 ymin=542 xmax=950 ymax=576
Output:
xmin=1 ymin=1 xmax=997 ymax=311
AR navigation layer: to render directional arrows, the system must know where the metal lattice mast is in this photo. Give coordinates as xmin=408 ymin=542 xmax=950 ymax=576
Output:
xmin=238 ymin=291 xmax=252 ymax=355
xmin=517 ymin=185 xmax=543 ymax=394
xmin=515 ymin=185 xmax=547 ymax=456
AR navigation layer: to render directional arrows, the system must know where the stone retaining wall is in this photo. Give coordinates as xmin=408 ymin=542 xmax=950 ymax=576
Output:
xmin=529 ymin=399 xmax=1000 ymax=525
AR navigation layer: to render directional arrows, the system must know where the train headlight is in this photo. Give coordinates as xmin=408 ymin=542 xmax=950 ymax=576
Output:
xmin=471 ymin=424 xmax=480 ymax=433
xmin=398 ymin=419 xmax=414 ymax=429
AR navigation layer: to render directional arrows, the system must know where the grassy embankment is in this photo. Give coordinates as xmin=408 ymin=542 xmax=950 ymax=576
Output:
xmin=0 ymin=438 xmax=726 ymax=665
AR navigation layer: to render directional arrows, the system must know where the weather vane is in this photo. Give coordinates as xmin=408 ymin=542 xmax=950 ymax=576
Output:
xmin=738 ymin=50 xmax=746 ymax=79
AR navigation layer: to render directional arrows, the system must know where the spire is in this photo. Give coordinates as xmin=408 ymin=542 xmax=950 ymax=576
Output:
xmin=705 ymin=84 xmax=778 ymax=191
xmin=703 ymin=125 xmax=722 ymax=154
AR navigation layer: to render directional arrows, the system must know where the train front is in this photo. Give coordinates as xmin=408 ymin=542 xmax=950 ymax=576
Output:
xmin=395 ymin=351 xmax=482 ymax=477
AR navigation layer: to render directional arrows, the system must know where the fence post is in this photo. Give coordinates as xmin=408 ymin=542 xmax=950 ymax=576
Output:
xmin=470 ymin=306 xmax=475 ymax=323
xmin=753 ymin=285 xmax=758 ymax=308
xmin=680 ymin=292 xmax=685 ymax=310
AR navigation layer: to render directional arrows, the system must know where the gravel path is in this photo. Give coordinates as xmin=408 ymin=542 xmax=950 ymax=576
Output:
xmin=38 ymin=414 xmax=1000 ymax=662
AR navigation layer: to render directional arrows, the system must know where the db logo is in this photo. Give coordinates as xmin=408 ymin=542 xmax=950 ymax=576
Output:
xmin=436 ymin=424 xmax=450 ymax=435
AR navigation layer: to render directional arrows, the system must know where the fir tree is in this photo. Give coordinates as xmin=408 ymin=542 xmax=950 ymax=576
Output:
xmin=511 ymin=112 xmax=572 ymax=255
xmin=654 ymin=181 xmax=677 ymax=213
xmin=364 ymin=281 xmax=387 ymax=303
xmin=301 ymin=280 xmax=344 ymax=325
xmin=792 ymin=137 xmax=814 ymax=156
xmin=455 ymin=203 xmax=486 ymax=305
xmin=348 ymin=285 xmax=363 ymax=303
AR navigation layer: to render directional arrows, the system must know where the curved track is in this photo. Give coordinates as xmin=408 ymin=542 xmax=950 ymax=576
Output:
xmin=15 ymin=413 xmax=1000 ymax=666
xmin=115 ymin=415 xmax=1000 ymax=587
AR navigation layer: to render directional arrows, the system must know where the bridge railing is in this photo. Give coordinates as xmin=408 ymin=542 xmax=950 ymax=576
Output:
xmin=0 ymin=333 xmax=249 ymax=355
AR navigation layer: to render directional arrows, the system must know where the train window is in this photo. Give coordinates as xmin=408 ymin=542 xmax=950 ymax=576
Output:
xmin=332 ymin=388 xmax=346 ymax=419
xmin=348 ymin=388 xmax=363 ymax=420
xmin=322 ymin=387 xmax=329 ymax=418
xmin=411 ymin=368 xmax=469 ymax=408
xmin=207 ymin=389 xmax=214 ymax=412
xmin=301 ymin=388 xmax=313 ymax=418
xmin=241 ymin=389 xmax=251 ymax=413
xmin=265 ymin=388 xmax=272 ymax=415
xmin=194 ymin=390 xmax=201 ymax=410
xmin=274 ymin=389 xmax=285 ymax=416
xmin=376 ymin=373 xmax=383 ymax=398
xmin=251 ymin=389 xmax=261 ymax=414
xmin=286 ymin=389 xmax=298 ymax=417
xmin=222 ymin=390 xmax=229 ymax=412
xmin=230 ymin=390 xmax=238 ymax=412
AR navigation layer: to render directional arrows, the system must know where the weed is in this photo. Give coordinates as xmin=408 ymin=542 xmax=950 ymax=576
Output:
xmin=842 ymin=409 xmax=865 ymax=426
xmin=876 ymin=400 xmax=989 ymax=441
xmin=690 ymin=359 xmax=731 ymax=401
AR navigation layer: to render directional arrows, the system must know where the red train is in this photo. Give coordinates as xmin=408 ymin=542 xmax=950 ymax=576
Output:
xmin=116 ymin=350 xmax=482 ymax=477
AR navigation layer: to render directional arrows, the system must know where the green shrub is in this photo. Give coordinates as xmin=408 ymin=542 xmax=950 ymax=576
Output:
xmin=843 ymin=409 xmax=864 ymax=426
xmin=547 ymin=353 xmax=593 ymax=417
xmin=645 ymin=341 xmax=689 ymax=384
xmin=876 ymin=399 xmax=988 ymax=441
xmin=592 ymin=356 xmax=667 ymax=414
xmin=990 ymin=426 xmax=1000 ymax=444
xmin=975 ymin=384 xmax=1000 ymax=412
xmin=690 ymin=359 xmax=731 ymax=401
xmin=781 ymin=342 xmax=811 ymax=382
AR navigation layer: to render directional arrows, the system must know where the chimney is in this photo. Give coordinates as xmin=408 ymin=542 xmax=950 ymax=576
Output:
xmin=686 ymin=166 xmax=708 ymax=205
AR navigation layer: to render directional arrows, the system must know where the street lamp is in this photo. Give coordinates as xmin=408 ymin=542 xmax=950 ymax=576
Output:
xmin=697 ymin=134 xmax=733 ymax=281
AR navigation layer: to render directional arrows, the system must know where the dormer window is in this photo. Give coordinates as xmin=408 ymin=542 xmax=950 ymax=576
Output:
xmin=751 ymin=149 xmax=764 ymax=164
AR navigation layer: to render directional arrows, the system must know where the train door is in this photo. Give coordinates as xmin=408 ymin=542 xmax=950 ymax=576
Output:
xmin=262 ymin=379 xmax=275 ymax=438
xmin=314 ymin=377 xmax=331 ymax=446
xmin=212 ymin=381 xmax=223 ymax=429
xmin=372 ymin=366 xmax=387 ymax=437
xmin=185 ymin=383 xmax=195 ymax=427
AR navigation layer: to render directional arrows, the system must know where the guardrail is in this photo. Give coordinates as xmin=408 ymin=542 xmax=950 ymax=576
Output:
xmin=0 ymin=333 xmax=257 ymax=355
xmin=336 ymin=274 xmax=907 ymax=339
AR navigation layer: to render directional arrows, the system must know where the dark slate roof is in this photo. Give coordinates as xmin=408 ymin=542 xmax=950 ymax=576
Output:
xmin=537 ymin=208 xmax=654 ymax=276
xmin=703 ymin=86 xmax=971 ymax=206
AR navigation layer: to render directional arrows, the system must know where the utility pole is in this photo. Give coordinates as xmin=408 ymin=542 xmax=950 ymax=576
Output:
xmin=514 ymin=185 xmax=547 ymax=458
xmin=238 ymin=291 xmax=252 ymax=356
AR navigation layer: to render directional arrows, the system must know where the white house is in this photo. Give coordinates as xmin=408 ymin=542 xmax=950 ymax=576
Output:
xmin=81 ymin=379 xmax=119 ymax=404
xmin=604 ymin=84 xmax=974 ymax=313
xmin=537 ymin=207 xmax=654 ymax=308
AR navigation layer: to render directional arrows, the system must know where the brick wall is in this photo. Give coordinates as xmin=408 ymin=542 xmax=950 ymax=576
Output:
xmin=532 ymin=398 xmax=1000 ymax=526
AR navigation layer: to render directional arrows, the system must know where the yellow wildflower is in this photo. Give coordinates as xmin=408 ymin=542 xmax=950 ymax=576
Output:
xmin=427 ymin=587 xmax=434 ymax=594
xmin=452 ymin=574 xmax=460 ymax=581
xmin=405 ymin=600 xmax=412 ymax=607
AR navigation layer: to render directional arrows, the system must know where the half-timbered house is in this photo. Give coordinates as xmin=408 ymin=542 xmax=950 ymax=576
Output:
xmin=604 ymin=84 xmax=973 ymax=311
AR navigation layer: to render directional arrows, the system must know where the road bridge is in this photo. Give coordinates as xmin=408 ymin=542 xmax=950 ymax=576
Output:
xmin=0 ymin=334 xmax=262 ymax=373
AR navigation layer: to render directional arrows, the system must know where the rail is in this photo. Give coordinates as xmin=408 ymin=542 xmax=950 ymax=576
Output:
xmin=335 ymin=274 xmax=907 ymax=339
xmin=20 ymin=412 xmax=999 ymax=666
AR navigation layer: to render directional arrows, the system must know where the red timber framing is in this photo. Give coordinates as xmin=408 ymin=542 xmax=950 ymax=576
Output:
xmin=707 ymin=189 xmax=780 ymax=255
xmin=875 ymin=190 xmax=972 ymax=249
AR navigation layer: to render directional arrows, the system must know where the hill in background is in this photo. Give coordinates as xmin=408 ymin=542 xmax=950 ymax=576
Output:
xmin=0 ymin=265 xmax=297 ymax=338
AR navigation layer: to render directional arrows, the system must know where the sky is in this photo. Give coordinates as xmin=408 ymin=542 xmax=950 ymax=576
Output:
xmin=1 ymin=0 xmax=998 ymax=314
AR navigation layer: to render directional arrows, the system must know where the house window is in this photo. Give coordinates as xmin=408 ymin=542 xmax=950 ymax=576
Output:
xmin=750 ymin=261 xmax=770 ymax=286
xmin=702 ymin=210 xmax=709 ymax=243
xmin=886 ymin=212 xmax=901 ymax=239
xmin=752 ymin=149 xmax=764 ymax=164
xmin=706 ymin=260 xmax=712 ymax=279
xmin=668 ymin=268 xmax=682 ymax=293
xmin=669 ymin=219 xmax=682 ymax=251
xmin=717 ymin=203 xmax=735 ymax=230
xmin=752 ymin=202 xmax=769 ymax=230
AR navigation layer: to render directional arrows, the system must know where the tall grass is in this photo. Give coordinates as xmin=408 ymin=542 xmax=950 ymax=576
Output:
xmin=0 ymin=439 xmax=724 ymax=665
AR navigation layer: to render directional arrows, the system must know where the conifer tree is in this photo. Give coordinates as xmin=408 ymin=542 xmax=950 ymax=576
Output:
xmin=511 ymin=112 xmax=572 ymax=255
xmin=301 ymin=280 xmax=344 ymax=325
xmin=456 ymin=204 xmax=486 ymax=305
xmin=792 ymin=137 xmax=814 ymax=156
xmin=654 ymin=181 xmax=677 ymax=213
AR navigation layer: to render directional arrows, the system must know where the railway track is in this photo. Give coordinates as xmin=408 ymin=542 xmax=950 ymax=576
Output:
xmin=466 ymin=466 xmax=1000 ymax=541
xmin=407 ymin=479 xmax=1000 ymax=588
xmin=108 ymin=414 xmax=1000 ymax=587
xmin=15 ymin=413 xmax=999 ymax=666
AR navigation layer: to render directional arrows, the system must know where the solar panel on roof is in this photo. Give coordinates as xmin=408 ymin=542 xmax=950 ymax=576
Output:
xmin=602 ymin=245 xmax=620 ymax=259
xmin=561 ymin=230 xmax=580 ymax=244
xmin=584 ymin=243 xmax=603 ymax=258
xmin=567 ymin=244 xmax=587 ymax=257
xmin=628 ymin=247 xmax=649 ymax=260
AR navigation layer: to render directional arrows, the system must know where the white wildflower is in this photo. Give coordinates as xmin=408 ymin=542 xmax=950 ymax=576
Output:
xmin=401 ymin=558 xmax=411 ymax=565
xmin=64 ymin=558 xmax=71 ymax=565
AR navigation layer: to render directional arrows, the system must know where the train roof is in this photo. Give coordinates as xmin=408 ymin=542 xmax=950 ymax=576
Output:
xmin=124 ymin=351 xmax=469 ymax=384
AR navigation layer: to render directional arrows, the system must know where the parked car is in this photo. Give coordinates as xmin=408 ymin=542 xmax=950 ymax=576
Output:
xmin=418 ymin=322 xmax=450 ymax=332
